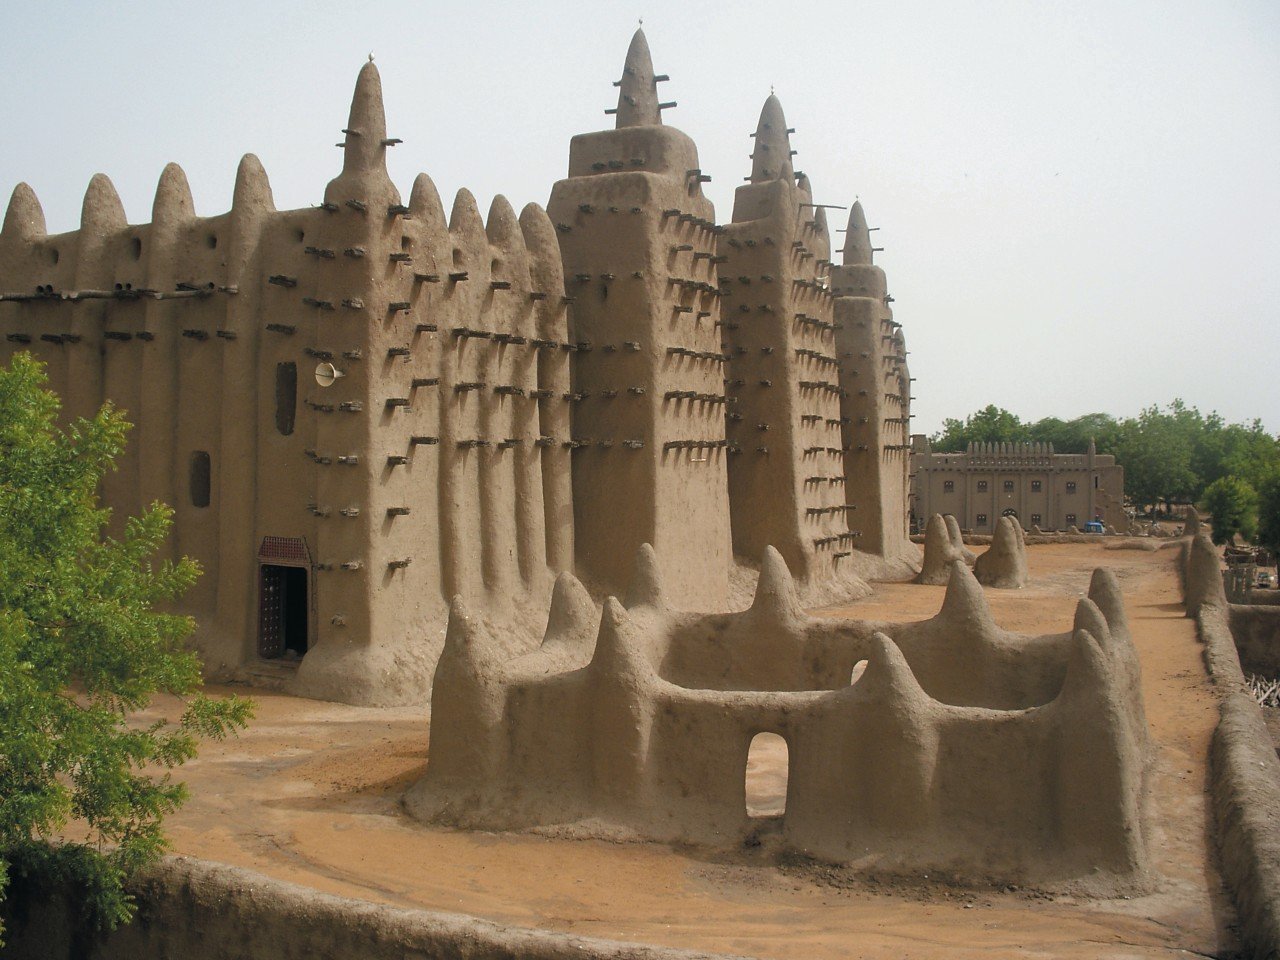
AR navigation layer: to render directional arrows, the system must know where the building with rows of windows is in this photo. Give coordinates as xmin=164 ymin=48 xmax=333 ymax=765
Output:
xmin=908 ymin=436 xmax=1125 ymax=533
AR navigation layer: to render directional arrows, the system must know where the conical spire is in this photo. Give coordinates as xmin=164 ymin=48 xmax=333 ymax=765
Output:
xmin=615 ymin=29 xmax=662 ymax=128
xmin=409 ymin=173 xmax=447 ymax=232
xmin=749 ymin=95 xmax=794 ymax=184
xmin=152 ymin=162 xmax=194 ymax=224
xmin=624 ymin=542 xmax=665 ymax=609
xmin=750 ymin=546 xmax=805 ymax=626
xmin=842 ymin=201 xmax=873 ymax=265
xmin=231 ymin=154 xmax=275 ymax=214
xmin=2 ymin=183 xmax=46 ymax=240
xmin=80 ymin=174 xmax=126 ymax=235
xmin=340 ymin=60 xmax=389 ymax=175
xmin=542 ymin=571 xmax=597 ymax=648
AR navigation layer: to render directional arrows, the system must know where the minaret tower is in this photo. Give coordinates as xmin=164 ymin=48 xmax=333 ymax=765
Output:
xmin=830 ymin=201 xmax=912 ymax=561
xmin=718 ymin=96 xmax=855 ymax=589
xmin=547 ymin=29 xmax=731 ymax=609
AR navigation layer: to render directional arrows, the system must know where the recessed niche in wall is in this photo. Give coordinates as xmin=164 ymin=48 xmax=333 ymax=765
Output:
xmin=190 ymin=451 xmax=211 ymax=508
xmin=275 ymin=362 xmax=297 ymax=436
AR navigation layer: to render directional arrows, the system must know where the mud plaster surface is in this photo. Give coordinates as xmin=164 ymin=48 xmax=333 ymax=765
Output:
xmin=142 ymin=543 xmax=1237 ymax=959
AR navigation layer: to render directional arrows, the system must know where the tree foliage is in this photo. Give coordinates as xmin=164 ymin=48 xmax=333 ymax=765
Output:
xmin=1255 ymin=466 xmax=1280 ymax=558
xmin=930 ymin=399 xmax=1279 ymax=516
xmin=0 ymin=353 xmax=251 ymax=939
xmin=1199 ymin=476 xmax=1259 ymax=545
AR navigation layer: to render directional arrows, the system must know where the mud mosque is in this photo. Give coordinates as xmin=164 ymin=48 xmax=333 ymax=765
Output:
xmin=0 ymin=24 xmax=1180 ymax=907
xmin=0 ymin=30 xmax=914 ymax=707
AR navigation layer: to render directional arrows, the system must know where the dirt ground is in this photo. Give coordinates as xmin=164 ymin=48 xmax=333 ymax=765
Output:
xmin=146 ymin=542 xmax=1241 ymax=959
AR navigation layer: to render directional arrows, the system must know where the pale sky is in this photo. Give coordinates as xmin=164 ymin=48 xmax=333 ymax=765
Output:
xmin=3 ymin=0 xmax=1277 ymax=435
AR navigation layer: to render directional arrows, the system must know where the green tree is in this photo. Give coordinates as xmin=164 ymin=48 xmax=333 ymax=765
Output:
xmin=1026 ymin=413 xmax=1120 ymax=453
xmin=1256 ymin=466 xmax=1280 ymax=559
xmin=931 ymin=405 xmax=1028 ymax=452
xmin=1200 ymin=475 xmax=1259 ymax=545
xmin=0 ymin=353 xmax=251 ymax=939
xmin=1111 ymin=404 xmax=1198 ymax=513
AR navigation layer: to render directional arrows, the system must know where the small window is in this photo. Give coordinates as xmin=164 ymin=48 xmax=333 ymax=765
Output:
xmin=1031 ymin=480 xmax=1042 ymax=492
xmin=190 ymin=451 xmax=211 ymax=508
xmin=1066 ymin=481 xmax=1077 ymax=493
xmin=1031 ymin=513 xmax=1042 ymax=525
xmin=976 ymin=513 xmax=988 ymax=526
xmin=1066 ymin=513 xmax=1077 ymax=525
xmin=275 ymin=362 xmax=297 ymax=436
xmin=1094 ymin=475 xmax=1099 ymax=489
xmin=943 ymin=480 xmax=955 ymax=492
xmin=977 ymin=480 xmax=988 ymax=492
xmin=1003 ymin=480 xmax=1015 ymax=492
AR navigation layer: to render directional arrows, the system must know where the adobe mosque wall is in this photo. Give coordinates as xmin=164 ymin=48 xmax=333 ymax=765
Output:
xmin=0 ymin=31 xmax=916 ymax=706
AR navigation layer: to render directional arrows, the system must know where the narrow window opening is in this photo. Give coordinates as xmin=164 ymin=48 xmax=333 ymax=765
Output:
xmin=745 ymin=732 xmax=788 ymax=818
xmin=206 ymin=234 xmax=218 ymax=249
xmin=275 ymin=362 xmax=297 ymax=435
xmin=130 ymin=237 xmax=142 ymax=260
xmin=189 ymin=451 xmax=211 ymax=508
xmin=258 ymin=564 xmax=309 ymax=660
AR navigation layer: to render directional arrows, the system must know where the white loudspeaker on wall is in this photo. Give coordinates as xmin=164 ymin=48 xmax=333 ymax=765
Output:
xmin=315 ymin=362 xmax=345 ymax=387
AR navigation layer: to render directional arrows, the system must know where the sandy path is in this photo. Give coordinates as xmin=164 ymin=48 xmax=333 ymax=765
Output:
xmin=149 ymin=542 xmax=1239 ymax=959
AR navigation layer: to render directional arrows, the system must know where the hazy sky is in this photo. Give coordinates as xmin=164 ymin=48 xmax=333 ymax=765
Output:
xmin=3 ymin=1 xmax=1277 ymax=435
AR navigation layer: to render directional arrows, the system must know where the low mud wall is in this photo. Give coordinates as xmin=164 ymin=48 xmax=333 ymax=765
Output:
xmin=1 ymin=855 xmax=744 ymax=960
xmin=1197 ymin=601 xmax=1280 ymax=959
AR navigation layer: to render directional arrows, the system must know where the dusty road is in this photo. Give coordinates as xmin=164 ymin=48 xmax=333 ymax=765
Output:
xmin=147 ymin=542 xmax=1239 ymax=959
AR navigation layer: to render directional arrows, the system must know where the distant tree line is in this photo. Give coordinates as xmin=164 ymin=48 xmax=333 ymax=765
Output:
xmin=930 ymin=402 xmax=1280 ymax=552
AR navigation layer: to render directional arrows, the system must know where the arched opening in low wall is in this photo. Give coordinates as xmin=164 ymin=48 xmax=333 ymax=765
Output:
xmin=745 ymin=732 xmax=789 ymax=818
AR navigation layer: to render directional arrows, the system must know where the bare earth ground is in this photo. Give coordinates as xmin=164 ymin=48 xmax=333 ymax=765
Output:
xmin=145 ymin=543 xmax=1240 ymax=959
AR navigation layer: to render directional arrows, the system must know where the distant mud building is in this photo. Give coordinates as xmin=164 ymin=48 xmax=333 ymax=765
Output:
xmin=0 ymin=32 xmax=913 ymax=705
xmin=910 ymin=437 xmax=1125 ymax=534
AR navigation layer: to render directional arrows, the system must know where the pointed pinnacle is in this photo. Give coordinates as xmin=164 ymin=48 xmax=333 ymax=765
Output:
xmin=842 ymin=201 xmax=873 ymax=266
xmin=750 ymin=94 xmax=794 ymax=184
xmin=2 ymin=183 xmax=46 ymax=240
xmin=615 ymin=28 xmax=662 ymax=129
xmin=341 ymin=60 xmax=389 ymax=174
